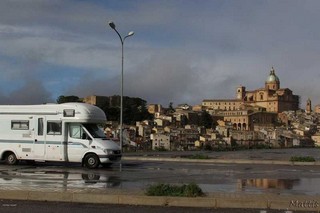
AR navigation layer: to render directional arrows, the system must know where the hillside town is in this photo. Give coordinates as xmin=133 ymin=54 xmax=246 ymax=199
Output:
xmin=82 ymin=68 xmax=320 ymax=151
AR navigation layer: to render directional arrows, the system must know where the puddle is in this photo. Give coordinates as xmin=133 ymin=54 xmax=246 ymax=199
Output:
xmin=1 ymin=166 xmax=320 ymax=196
xmin=201 ymin=178 xmax=320 ymax=195
xmin=0 ymin=169 xmax=122 ymax=189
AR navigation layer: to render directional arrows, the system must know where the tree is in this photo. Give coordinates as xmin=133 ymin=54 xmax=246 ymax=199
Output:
xmin=100 ymin=96 xmax=152 ymax=125
xmin=199 ymin=111 xmax=213 ymax=128
xmin=56 ymin=95 xmax=82 ymax=104
xmin=168 ymin=102 xmax=175 ymax=114
xmin=122 ymin=97 xmax=152 ymax=124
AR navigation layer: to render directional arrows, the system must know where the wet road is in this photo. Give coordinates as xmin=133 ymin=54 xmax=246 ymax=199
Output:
xmin=1 ymin=160 xmax=320 ymax=195
xmin=0 ymin=200 xmax=316 ymax=213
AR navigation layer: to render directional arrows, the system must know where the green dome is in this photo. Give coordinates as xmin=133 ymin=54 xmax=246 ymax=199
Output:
xmin=266 ymin=67 xmax=280 ymax=82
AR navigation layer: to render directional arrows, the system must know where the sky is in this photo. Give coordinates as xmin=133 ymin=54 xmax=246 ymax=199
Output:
xmin=1 ymin=0 xmax=320 ymax=108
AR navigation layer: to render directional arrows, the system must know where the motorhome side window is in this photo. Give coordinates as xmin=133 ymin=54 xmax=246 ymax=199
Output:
xmin=47 ymin=121 xmax=62 ymax=135
xmin=38 ymin=118 xmax=44 ymax=136
xmin=69 ymin=124 xmax=82 ymax=139
xmin=69 ymin=124 xmax=89 ymax=139
xmin=11 ymin=120 xmax=29 ymax=130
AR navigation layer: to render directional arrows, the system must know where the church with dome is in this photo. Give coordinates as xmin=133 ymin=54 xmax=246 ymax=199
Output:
xmin=202 ymin=68 xmax=300 ymax=131
xmin=235 ymin=67 xmax=300 ymax=113
xmin=202 ymin=67 xmax=300 ymax=113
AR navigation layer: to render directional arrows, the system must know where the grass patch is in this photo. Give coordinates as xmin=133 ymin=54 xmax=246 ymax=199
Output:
xmin=154 ymin=147 xmax=168 ymax=152
xmin=187 ymin=154 xmax=210 ymax=159
xmin=290 ymin=156 xmax=316 ymax=162
xmin=145 ymin=183 xmax=204 ymax=197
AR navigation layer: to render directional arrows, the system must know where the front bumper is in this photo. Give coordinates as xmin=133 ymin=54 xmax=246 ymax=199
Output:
xmin=98 ymin=154 xmax=122 ymax=163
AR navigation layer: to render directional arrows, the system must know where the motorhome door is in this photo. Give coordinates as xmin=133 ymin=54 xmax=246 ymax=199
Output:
xmin=33 ymin=117 xmax=46 ymax=158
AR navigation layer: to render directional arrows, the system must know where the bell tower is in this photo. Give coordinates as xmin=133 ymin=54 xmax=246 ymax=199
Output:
xmin=236 ymin=85 xmax=246 ymax=100
xmin=306 ymin=98 xmax=312 ymax=114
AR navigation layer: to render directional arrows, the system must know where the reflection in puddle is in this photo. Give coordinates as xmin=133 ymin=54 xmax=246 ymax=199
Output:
xmin=0 ymin=169 xmax=122 ymax=190
xmin=1 ymin=166 xmax=320 ymax=196
xmin=200 ymin=178 xmax=320 ymax=195
xmin=239 ymin=178 xmax=300 ymax=190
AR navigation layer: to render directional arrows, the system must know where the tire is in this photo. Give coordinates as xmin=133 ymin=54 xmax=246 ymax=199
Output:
xmin=82 ymin=173 xmax=100 ymax=181
xmin=81 ymin=173 xmax=100 ymax=184
xmin=5 ymin=152 xmax=18 ymax=165
xmin=84 ymin=154 xmax=100 ymax=169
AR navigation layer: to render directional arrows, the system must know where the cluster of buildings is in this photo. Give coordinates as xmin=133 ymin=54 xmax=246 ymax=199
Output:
xmin=83 ymin=67 xmax=320 ymax=151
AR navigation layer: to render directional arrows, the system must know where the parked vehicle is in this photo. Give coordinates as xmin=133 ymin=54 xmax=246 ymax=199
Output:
xmin=0 ymin=102 xmax=121 ymax=169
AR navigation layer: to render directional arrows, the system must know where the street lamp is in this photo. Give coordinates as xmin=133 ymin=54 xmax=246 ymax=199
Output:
xmin=108 ymin=21 xmax=134 ymax=152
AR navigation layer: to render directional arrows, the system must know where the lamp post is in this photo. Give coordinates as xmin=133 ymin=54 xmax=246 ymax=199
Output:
xmin=108 ymin=21 xmax=134 ymax=152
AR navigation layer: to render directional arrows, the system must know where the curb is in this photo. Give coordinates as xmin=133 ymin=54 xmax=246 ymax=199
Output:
xmin=122 ymin=156 xmax=320 ymax=166
xmin=1 ymin=190 xmax=320 ymax=211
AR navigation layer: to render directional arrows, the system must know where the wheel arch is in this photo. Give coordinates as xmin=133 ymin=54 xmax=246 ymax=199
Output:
xmin=0 ymin=150 xmax=17 ymax=161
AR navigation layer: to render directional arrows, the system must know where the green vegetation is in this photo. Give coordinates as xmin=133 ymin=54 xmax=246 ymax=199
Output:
xmin=57 ymin=95 xmax=152 ymax=125
xmin=205 ymin=142 xmax=272 ymax=152
xmin=199 ymin=110 xmax=213 ymax=128
xmin=290 ymin=156 xmax=316 ymax=162
xmin=56 ymin=95 xmax=82 ymax=104
xmin=187 ymin=154 xmax=210 ymax=159
xmin=100 ymin=96 xmax=152 ymax=125
xmin=154 ymin=147 xmax=168 ymax=152
xmin=145 ymin=183 xmax=204 ymax=197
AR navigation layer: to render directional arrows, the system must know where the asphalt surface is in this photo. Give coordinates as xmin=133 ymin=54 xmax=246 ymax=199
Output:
xmin=1 ymin=148 xmax=320 ymax=212
xmin=0 ymin=200 xmax=318 ymax=213
xmin=0 ymin=200 xmax=315 ymax=213
xmin=123 ymin=148 xmax=320 ymax=162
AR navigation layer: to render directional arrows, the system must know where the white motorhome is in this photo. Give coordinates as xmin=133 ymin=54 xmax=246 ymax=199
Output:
xmin=0 ymin=102 xmax=121 ymax=169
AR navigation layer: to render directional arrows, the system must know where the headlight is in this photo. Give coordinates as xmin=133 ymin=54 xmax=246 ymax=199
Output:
xmin=104 ymin=149 xmax=114 ymax=155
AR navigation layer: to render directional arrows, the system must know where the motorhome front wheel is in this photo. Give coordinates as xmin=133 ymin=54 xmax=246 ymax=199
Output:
xmin=84 ymin=154 xmax=100 ymax=169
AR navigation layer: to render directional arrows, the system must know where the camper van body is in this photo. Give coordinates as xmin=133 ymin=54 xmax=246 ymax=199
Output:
xmin=0 ymin=103 xmax=121 ymax=168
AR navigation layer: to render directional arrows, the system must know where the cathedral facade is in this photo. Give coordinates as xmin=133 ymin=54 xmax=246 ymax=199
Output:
xmin=202 ymin=67 xmax=300 ymax=113
xmin=202 ymin=68 xmax=299 ymax=131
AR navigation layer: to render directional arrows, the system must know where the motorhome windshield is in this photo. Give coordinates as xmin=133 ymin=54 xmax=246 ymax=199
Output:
xmin=82 ymin=124 xmax=106 ymax=138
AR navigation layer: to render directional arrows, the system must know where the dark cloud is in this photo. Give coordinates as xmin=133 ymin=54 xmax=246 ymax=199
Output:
xmin=0 ymin=80 xmax=53 ymax=105
xmin=1 ymin=0 xmax=320 ymax=107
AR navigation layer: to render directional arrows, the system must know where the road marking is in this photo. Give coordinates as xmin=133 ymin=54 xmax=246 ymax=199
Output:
xmin=2 ymin=204 xmax=17 ymax=207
